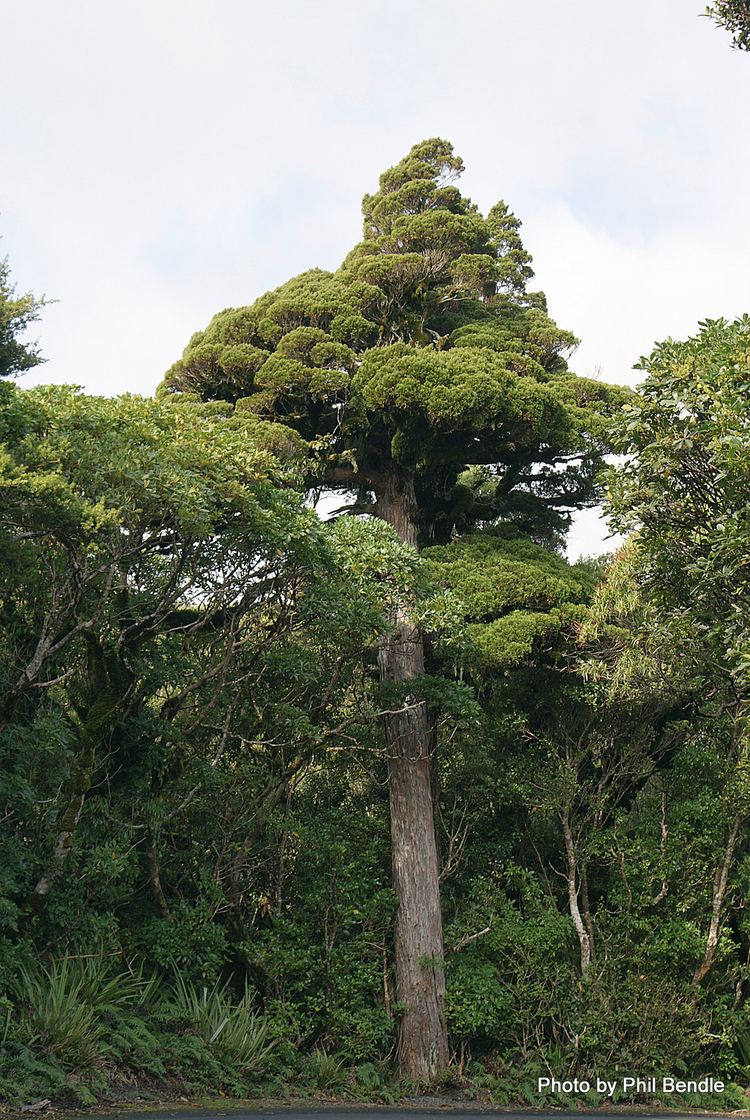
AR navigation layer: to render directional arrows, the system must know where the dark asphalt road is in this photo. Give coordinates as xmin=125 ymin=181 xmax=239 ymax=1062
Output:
xmin=61 ymin=1107 xmax=747 ymax=1120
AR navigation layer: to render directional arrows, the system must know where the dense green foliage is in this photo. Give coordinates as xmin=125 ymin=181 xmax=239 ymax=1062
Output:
xmin=706 ymin=0 xmax=750 ymax=49
xmin=163 ymin=138 xmax=627 ymax=549
xmin=609 ymin=316 xmax=750 ymax=689
xmin=163 ymin=138 xmax=629 ymax=1081
xmin=0 ymin=381 xmax=435 ymax=1101
xmin=3 ymin=172 xmax=750 ymax=1109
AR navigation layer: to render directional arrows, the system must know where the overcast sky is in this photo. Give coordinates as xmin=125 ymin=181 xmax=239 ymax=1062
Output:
xmin=3 ymin=0 xmax=749 ymax=557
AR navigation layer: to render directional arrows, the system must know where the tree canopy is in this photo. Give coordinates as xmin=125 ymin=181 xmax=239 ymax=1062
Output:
xmin=706 ymin=1 xmax=750 ymax=49
xmin=608 ymin=315 xmax=750 ymax=688
xmin=163 ymin=138 xmax=627 ymax=548
xmin=5 ymin=143 xmax=750 ymax=1110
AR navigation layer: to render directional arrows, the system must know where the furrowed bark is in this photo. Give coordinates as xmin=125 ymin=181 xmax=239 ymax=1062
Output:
xmin=376 ymin=468 xmax=449 ymax=1080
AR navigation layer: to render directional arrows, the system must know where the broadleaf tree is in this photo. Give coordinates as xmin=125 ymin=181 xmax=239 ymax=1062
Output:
xmin=606 ymin=317 xmax=750 ymax=984
xmin=0 ymin=251 xmax=50 ymax=377
xmin=0 ymin=383 xmax=424 ymax=941
xmin=163 ymin=139 xmax=628 ymax=1077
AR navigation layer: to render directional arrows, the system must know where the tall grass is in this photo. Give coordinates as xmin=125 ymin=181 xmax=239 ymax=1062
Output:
xmin=4 ymin=953 xmax=275 ymax=1103
xmin=305 ymin=1047 xmax=349 ymax=1091
xmin=12 ymin=954 xmax=155 ymax=1072
xmin=170 ymin=973 xmax=275 ymax=1072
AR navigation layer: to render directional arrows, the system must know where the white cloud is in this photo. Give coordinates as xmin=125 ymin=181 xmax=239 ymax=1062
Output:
xmin=527 ymin=206 xmax=750 ymax=392
xmin=3 ymin=0 xmax=748 ymax=556
xmin=524 ymin=204 xmax=750 ymax=558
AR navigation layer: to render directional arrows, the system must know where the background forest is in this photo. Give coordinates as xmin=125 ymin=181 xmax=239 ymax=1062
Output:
xmin=2 ymin=4 xmax=750 ymax=1113
xmin=3 ymin=138 xmax=750 ymax=1110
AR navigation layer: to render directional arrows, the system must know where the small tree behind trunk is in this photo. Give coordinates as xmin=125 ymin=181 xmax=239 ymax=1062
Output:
xmin=561 ymin=807 xmax=593 ymax=976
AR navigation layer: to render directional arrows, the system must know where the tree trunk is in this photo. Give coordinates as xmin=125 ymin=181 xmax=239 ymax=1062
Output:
xmin=30 ymin=668 xmax=123 ymax=913
xmin=561 ymin=807 xmax=593 ymax=976
xmin=146 ymin=840 xmax=172 ymax=920
xmin=579 ymin=864 xmax=596 ymax=964
xmin=693 ymin=814 xmax=742 ymax=984
xmin=375 ymin=468 xmax=449 ymax=1080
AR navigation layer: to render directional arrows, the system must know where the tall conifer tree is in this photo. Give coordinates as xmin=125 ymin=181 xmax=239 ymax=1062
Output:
xmin=164 ymin=139 xmax=627 ymax=1077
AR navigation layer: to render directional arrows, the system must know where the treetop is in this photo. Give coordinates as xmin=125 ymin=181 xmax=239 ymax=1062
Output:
xmin=163 ymin=139 xmax=629 ymax=545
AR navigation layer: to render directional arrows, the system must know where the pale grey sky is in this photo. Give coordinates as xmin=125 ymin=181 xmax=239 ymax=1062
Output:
xmin=3 ymin=0 xmax=749 ymax=557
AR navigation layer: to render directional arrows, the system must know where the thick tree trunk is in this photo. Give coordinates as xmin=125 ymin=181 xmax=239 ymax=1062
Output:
xmin=376 ymin=468 xmax=449 ymax=1080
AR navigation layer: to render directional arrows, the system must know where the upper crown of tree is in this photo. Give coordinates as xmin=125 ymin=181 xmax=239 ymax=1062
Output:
xmin=163 ymin=139 xmax=627 ymax=547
